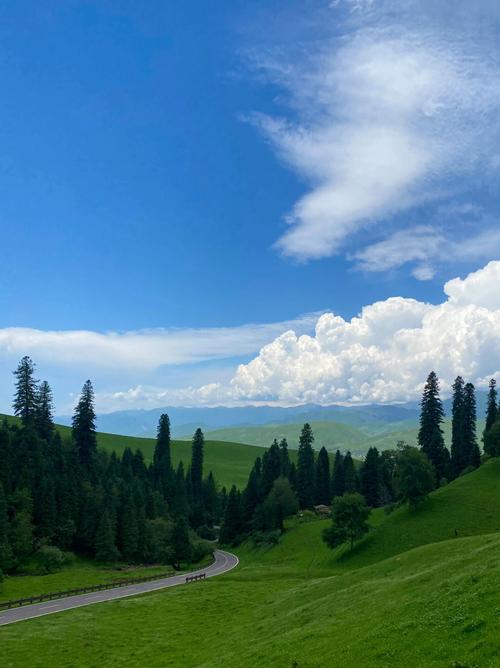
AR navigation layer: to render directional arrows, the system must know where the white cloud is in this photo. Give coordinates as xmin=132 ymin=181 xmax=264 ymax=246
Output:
xmin=250 ymin=2 xmax=500 ymax=265
xmin=163 ymin=260 xmax=500 ymax=407
xmin=0 ymin=315 xmax=318 ymax=372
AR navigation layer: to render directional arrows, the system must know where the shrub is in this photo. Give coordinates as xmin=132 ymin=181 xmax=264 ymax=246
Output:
xmin=251 ymin=530 xmax=281 ymax=547
xmin=196 ymin=525 xmax=216 ymax=541
xmin=35 ymin=545 xmax=73 ymax=574
xmin=190 ymin=539 xmax=213 ymax=563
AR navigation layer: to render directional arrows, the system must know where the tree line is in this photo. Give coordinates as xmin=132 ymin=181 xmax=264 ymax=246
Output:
xmin=0 ymin=357 xmax=228 ymax=578
xmin=218 ymin=371 xmax=498 ymax=550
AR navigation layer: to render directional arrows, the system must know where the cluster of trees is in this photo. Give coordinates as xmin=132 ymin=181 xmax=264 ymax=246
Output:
xmin=0 ymin=357 xmax=225 ymax=577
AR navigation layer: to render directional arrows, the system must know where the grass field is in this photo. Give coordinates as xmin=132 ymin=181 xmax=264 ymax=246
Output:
xmin=2 ymin=460 xmax=499 ymax=667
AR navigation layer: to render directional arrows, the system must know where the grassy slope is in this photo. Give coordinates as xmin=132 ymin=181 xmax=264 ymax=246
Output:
xmin=2 ymin=461 xmax=500 ymax=667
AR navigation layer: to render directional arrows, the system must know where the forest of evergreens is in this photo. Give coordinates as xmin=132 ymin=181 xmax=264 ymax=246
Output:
xmin=1 ymin=359 xmax=499 ymax=578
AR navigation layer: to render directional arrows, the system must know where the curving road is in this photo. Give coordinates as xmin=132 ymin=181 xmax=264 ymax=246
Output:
xmin=0 ymin=549 xmax=238 ymax=627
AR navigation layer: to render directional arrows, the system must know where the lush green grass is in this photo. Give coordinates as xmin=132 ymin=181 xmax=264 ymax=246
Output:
xmin=1 ymin=529 xmax=499 ymax=666
xmin=0 ymin=559 xmax=172 ymax=603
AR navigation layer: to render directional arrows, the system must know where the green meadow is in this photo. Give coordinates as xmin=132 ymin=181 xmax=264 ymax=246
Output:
xmin=2 ymin=459 xmax=499 ymax=667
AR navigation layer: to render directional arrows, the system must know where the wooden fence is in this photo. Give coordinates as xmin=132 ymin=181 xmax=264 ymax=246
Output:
xmin=185 ymin=573 xmax=206 ymax=583
xmin=0 ymin=570 xmax=175 ymax=611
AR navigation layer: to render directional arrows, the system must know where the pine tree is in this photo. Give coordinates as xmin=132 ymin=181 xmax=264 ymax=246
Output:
xmin=219 ymin=485 xmax=242 ymax=545
xmin=202 ymin=471 xmax=218 ymax=524
xmin=243 ymin=459 xmax=261 ymax=525
xmin=296 ymin=423 xmax=315 ymax=509
xmin=170 ymin=516 xmax=191 ymax=569
xmin=95 ymin=509 xmax=119 ymax=562
xmin=279 ymin=438 xmax=290 ymax=477
xmin=464 ymin=383 xmax=481 ymax=469
xmin=190 ymin=428 xmax=204 ymax=506
xmin=0 ymin=483 xmax=12 ymax=571
xmin=450 ymin=376 xmax=466 ymax=477
xmin=261 ymin=440 xmax=282 ymax=497
xmin=13 ymin=356 xmax=38 ymax=425
xmin=34 ymin=381 xmax=54 ymax=441
xmin=72 ymin=380 xmax=97 ymax=469
xmin=331 ymin=450 xmax=345 ymax=497
xmin=118 ymin=493 xmax=138 ymax=563
xmin=172 ymin=461 xmax=189 ymax=517
xmin=315 ymin=446 xmax=331 ymax=505
xmin=418 ymin=371 xmax=449 ymax=481
xmin=483 ymin=378 xmax=497 ymax=449
xmin=153 ymin=414 xmax=172 ymax=500
xmin=343 ymin=451 xmax=358 ymax=492
xmin=360 ymin=447 xmax=380 ymax=507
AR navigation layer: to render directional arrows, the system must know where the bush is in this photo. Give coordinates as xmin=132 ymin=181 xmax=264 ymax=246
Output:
xmin=35 ymin=545 xmax=73 ymax=574
xmin=190 ymin=539 xmax=213 ymax=563
xmin=196 ymin=525 xmax=216 ymax=541
xmin=251 ymin=530 xmax=281 ymax=547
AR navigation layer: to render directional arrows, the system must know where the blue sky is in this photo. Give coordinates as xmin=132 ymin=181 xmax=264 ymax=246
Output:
xmin=1 ymin=1 xmax=500 ymax=414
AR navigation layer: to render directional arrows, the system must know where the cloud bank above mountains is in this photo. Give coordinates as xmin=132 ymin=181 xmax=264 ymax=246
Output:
xmin=97 ymin=260 xmax=500 ymax=411
xmin=249 ymin=0 xmax=500 ymax=277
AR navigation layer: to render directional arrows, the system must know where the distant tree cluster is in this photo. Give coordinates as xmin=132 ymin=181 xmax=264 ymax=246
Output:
xmin=0 ymin=357 xmax=224 ymax=578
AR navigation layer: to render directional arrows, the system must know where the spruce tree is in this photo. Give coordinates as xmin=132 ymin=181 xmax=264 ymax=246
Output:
xmin=95 ymin=509 xmax=119 ymax=562
xmin=315 ymin=446 xmax=331 ymax=505
xmin=331 ymin=450 xmax=345 ymax=497
xmin=360 ymin=447 xmax=380 ymax=507
xmin=261 ymin=439 xmax=282 ymax=497
xmin=296 ymin=423 xmax=315 ymax=509
xmin=153 ymin=414 xmax=172 ymax=500
xmin=170 ymin=516 xmax=191 ymax=569
xmin=13 ymin=356 xmax=38 ymax=425
xmin=219 ymin=485 xmax=242 ymax=545
xmin=72 ymin=380 xmax=97 ymax=469
xmin=343 ymin=451 xmax=358 ymax=492
xmin=243 ymin=459 xmax=261 ymax=526
xmin=418 ymin=371 xmax=449 ymax=481
xmin=0 ymin=483 xmax=12 ymax=571
xmin=190 ymin=428 xmax=204 ymax=505
xmin=484 ymin=378 xmax=497 ymax=444
xmin=279 ymin=438 xmax=290 ymax=477
xmin=464 ymin=383 xmax=481 ymax=469
xmin=172 ymin=461 xmax=189 ymax=517
xmin=450 ymin=376 xmax=466 ymax=477
xmin=34 ymin=381 xmax=54 ymax=441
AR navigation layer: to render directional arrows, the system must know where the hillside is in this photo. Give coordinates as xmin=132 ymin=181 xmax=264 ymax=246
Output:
xmin=2 ymin=460 xmax=499 ymax=667
xmin=0 ymin=414 xmax=263 ymax=489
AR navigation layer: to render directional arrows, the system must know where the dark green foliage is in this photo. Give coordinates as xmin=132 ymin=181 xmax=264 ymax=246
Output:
xmin=12 ymin=356 xmax=38 ymax=425
xmin=418 ymin=371 xmax=450 ymax=481
xmin=243 ymin=458 xmax=262 ymax=526
xmin=220 ymin=485 xmax=243 ymax=545
xmin=152 ymin=414 xmax=172 ymax=500
xmin=95 ymin=509 xmax=120 ymax=562
xmin=72 ymin=380 xmax=97 ymax=469
xmin=451 ymin=376 xmax=466 ymax=477
xmin=190 ymin=428 xmax=204 ymax=505
xmin=296 ymin=423 xmax=315 ymax=509
xmin=261 ymin=439 xmax=282 ymax=497
xmin=315 ymin=446 xmax=331 ymax=505
xmin=484 ymin=417 xmax=500 ymax=457
xmin=323 ymin=493 xmax=371 ymax=551
xmin=266 ymin=476 xmax=298 ymax=519
xmin=343 ymin=451 xmax=358 ymax=492
xmin=279 ymin=438 xmax=290 ymax=477
xmin=484 ymin=378 xmax=497 ymax=435
xmin=464 ymin=383 xmax=481 ymax=469
xmin=331 ymin=450 xmax=345 ymax=497
xmin=35 ymin=381 xmax=54 ymax=441
xmin=0 ymin=483 xmax=12 ymax=571
xmin=170 ymin=516 xmax=192 ymax=569
xmin=394 ymin=445 xmax=435 ymax=509
xmin=34 ymin=544 xmax=71 ymax=574
xmin=360 ymin=447 xmax=381 ymax=507
xmin=172 ymin=461 xmax=189 ymax=517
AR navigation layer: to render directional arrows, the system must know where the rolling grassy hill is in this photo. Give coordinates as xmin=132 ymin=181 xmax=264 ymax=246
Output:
xmin=2 ymin=458 xmax=499 ymax=667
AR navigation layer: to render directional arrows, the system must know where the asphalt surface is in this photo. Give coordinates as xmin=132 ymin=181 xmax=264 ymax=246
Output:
xmin=0 ymin=549 xmax=239 ymax=627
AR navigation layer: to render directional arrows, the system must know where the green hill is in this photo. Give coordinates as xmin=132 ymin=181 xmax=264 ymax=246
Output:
xmin=0 ymin=414 xmax=263 ymax=489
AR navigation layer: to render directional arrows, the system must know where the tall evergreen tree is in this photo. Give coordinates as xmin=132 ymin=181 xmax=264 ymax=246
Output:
xmin=34 ymin=380 xmax=54 ymax=441
xmin=152 ymin=414 xmax=172 ymax=500
xmin=261 ymin=439 xmax=282 ymax=497
xmin=464 ymin=383 xmax=481 ymax=469
xmin=343 ymin=451 xmax=358 ymax=493
xmin=360 ymin=447 xmax=380 ymax=507
xmin=72 ymin=380 xmax=97 ymax=468
xmin=219 ymin=485 xmax=242 ymax=545
xmin=315 ymin=446 xmax=331 ymax=505
xmin=172 ymin=461 xmax=189 ymax=517
xmin=0 ymin=483 xmax=12 ymax=571
xmin=13 ymin=356 xmax=38 ymax=425
xmin=95 ymin=509 xmax=119 ymax=562
xmin=279 ymin=438 xmax=290 ymax=478
xmin=296 ymin=423 xmax=315 ymax=509
xmin=450 ymin=376 xmax=466 ymax=477
xmin=190 ymin=428 xmax=204 ymax=505
xmin=418 ymin=371 xmax=449 ymax=481
xmin=243 ymin=459 xmax=262 ymax=526
xmin=484 ymin=378 xmax=497 ymax=439
xmin=170 ymin=516 xmax=191 ymax=569
xmin=331 ymin=450 xmax=345 ymax=497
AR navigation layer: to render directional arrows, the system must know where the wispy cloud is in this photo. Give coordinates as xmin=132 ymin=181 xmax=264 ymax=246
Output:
xmin=248 ymin=0 xmax=500 ymax=272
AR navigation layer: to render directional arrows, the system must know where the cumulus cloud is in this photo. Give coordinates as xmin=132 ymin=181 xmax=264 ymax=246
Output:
xmin=152 ymin=260 xmax=499 ymax=407
xmin=250 ymin=1 xmax=500 ymax=269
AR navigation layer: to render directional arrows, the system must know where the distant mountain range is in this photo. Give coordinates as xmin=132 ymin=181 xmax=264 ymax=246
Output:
xmin=56 ymin=392 xmax=489 ymax=454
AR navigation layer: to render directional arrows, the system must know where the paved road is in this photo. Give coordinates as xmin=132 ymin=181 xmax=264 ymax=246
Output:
xmin=0 ymin=549 xmax=239 ymax=627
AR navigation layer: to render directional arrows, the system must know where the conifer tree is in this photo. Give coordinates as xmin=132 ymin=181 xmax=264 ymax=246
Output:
xmin=279 ymin=438 xmax=290 ymax=477
xmin=72 ymin=380 xmax=97 ymax=469
xmin=153 ymin=414 xmax=172 ymax=500
xmin=451 ymin=376 xmax=466 ymax=477
xmin=219 ymin=485 xmax=242 ymax=545
xmin=315 ymin=446 xmax=331 ymax=505
xmin=464 ymin=383 xmax=481 ymax=469
xmin=331 ymin=450 xmax=345 ymax=497
xmin=261 ymin=439 xmax=282 ymax=497
xmin=13 ymin=356 xmax=38 ymax=425
xmin=343 ymin=451 xmax=358 ymax=492
xmin=190 ymin=428 xmax=204 ymax=506
xmin=202 ymin=471 xmax=218 ymax=524
xmin=170 ymin=516 xmax=191 ymax=569
xmin=118 ymin=493 xmax=138 ymax=562
xmin=484 ymin=378 xmax=497 ymax=440
xmin=172 ymin=461 xmax=189 ymax=517
xmin=34 ymin=381 xmax=54 ymax=441
xmin=95 ymin=509 xmax=119 ymax=562
xmin=243 ymin=459 xmax=261 ymax=525
xmin=0 ymin=483 xmax=12 ymax=571
xmin=360 ymin=447 xmax=380 ymax=507
xmin=296 ymin=423 xmax=315 ymax=509
xmin=418 ymin=371 xmax=449 ymax=481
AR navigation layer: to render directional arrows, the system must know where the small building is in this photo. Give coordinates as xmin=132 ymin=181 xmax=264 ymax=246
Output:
xmin=313 ymin=504 xmax=331 ymax=517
